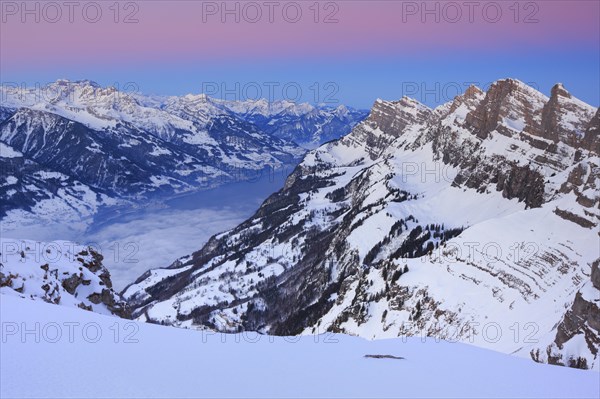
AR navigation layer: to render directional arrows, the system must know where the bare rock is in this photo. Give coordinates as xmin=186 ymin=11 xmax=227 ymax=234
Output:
xmin=582 ymin=109 xmax=600 ymax=154
xmin=61 ymin=273 xmax=83 ymax=295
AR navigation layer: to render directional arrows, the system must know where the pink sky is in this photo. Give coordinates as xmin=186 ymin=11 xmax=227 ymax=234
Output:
xmin=2 ymin=1 xmax=598 ymax=69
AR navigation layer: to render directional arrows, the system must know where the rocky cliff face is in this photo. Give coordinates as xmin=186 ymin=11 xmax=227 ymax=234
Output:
xmin=528 ymin=259 xmax=600 ymax=369
xmin=583 ymin=109 xmax=600 ymax=154
xmin=124 ymin=79 xmax=599 ymax=369
xmin=0 ymin=238 xmax=129 ymax=317
xmin=540 ymin=84 xmax=597 ymax=149
xmin=464 ymin=79 xmax=544 ymax=139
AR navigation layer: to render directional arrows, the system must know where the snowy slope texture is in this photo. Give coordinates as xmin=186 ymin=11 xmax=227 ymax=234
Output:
xmin=0 ymin=141 xmax=116 ymax=230
xmin=124 ymin=79 xmax=600 ymax=369
xmin=2 ymin=294 xmax=599 ymax=398
xmin=0 ymin=80 xmax=364 ymax=228
xmin=0 ymin=238 xmax=129 ymax=317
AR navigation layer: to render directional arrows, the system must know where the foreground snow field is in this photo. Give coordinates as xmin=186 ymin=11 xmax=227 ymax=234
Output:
xmin=1 ymin=296 xmax=598 ymax=399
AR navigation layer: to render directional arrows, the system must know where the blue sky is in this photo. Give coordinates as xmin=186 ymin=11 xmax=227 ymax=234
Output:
xmin=5 ymin=49 xmax=598 ymax=109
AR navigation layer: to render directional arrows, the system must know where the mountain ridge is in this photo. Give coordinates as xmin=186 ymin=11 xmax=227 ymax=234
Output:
xmin=122 ymin=78 xmax=600 ymax=369
xmin=0 ymin=80 xmax=367 ymax=230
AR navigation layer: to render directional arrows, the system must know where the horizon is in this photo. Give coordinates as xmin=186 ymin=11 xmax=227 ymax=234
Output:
xmin=1 ymin=76 xmax=598 ymax=110
xmin=1 ymin=1 xmax=598 ymax=109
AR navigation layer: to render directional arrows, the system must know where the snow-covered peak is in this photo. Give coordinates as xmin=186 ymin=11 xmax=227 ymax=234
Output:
xmin=1 ymin=80 xmax=363 ymax=135
xmin=214 ymin=97 xmax=317 ymax=117
xmin=492 ymin=78 xmax=548 ymax=98
xmin=464 ymin=84 xmax=484 ymax=97
xmin=548 ymin=83 xmax=597 ymax=129
xmin=334 ymin=104 xmax=350 ymax=118
xmin=435 ymin=84 xmax=486 ymax=122
xmin=398 ymin=95 xmax=431 ymax=111
xmin=365 ymin=96 xmax=432 ymax=138
xmin=535 ymin=83 xmax=598 ymax=149
xmin=0 ymin=81 xmax=205 ymax=134
xmin=54 ymin=78 xmax=101 ymax=87
xmin=463 ymin=78 xmax=548 ymax=139
xmin=369 ymin=96 xmax=431 ymax=119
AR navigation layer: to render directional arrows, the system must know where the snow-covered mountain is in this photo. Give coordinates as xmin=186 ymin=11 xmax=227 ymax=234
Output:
xmin=123 ymin=79 xmax=600 ymax=369
xmin=0 ymin=80 xmax=366 ymax=149
xmin=159 ymin=94 xmax=367 ymax=148
xmin=0 ymin=80 xmax=365 ymax=229
xmin=0 ymin=238 xmax=128 ymax=317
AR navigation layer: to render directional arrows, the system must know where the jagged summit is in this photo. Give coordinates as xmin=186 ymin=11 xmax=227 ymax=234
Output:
xmin=489 ymin=78 xmax=548 ymax=99
xmin=439 ymin=84 xmax=486 ymax=121
xmin=359 ymin=79 xmax=597 ymax=157
xmin=551 ymin=82 xmax=570 ymax=97
xmin=541 ymin=82 xmax=597 ymax=148
xmin=464 ymin=84 xmax=484 ymax=98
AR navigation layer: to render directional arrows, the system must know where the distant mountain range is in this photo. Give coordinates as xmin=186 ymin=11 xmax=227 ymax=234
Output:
xmin=122 ymin=79 xmax=600 ymax=370
xmin=0 ymin=80 xmax=367 ymax=229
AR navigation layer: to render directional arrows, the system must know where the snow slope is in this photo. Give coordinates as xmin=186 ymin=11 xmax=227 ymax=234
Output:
xmin=1 ymin=295 xmax=598 ymax=399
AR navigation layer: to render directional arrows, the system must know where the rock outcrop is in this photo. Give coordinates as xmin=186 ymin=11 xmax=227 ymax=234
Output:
xmin=0 ymin=239 xmax=130 ymax=318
